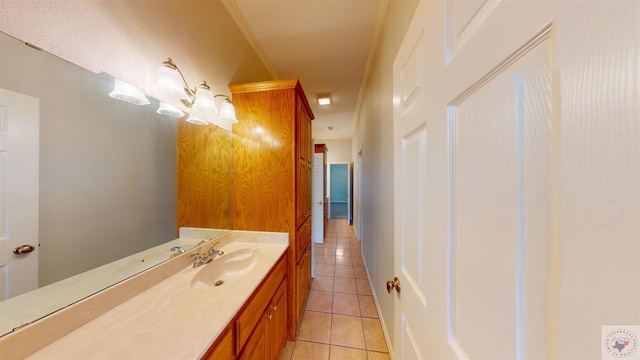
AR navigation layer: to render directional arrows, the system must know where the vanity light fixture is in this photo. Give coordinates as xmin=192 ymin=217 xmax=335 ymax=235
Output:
xmin=317 ymin=92 xmax=331 ymax=106
xmin=185 ymin=113 xmax=208 ymax=126
xmin=214 ymin=94 xmax=238 ymax=123
xmin=109 ymin=78 xmax=150 ymax=105
xmin=157 ymin=102 xmax=185 ymax=118
xmin=155 ymin=58 xmax=238 ymax=125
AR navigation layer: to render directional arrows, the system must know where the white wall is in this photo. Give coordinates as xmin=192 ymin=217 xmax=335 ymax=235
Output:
xmin=314 ymin=138 xmax=352 ymax=164
xmin=351 ymin=0 xmax=419 ymax=348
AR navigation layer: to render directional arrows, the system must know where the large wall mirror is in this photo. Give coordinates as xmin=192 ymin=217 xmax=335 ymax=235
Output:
xmin=0 ymin=31 xmax=232 ymax=336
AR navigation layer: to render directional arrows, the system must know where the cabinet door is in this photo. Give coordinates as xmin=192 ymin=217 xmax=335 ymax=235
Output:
xmin=202 ymin=327 xmax=234 ymax=360
xmin=238 ymin=316 xmax=266 ymax=360
xmin=295 ymin=243 xmax=312 ymax=324
xmin=295 ymin=100 xmax=312 ymax=227
xmin=266 ymin=278 xmax=288 ymax=360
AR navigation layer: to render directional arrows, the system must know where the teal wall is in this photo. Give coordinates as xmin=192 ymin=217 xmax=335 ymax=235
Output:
xmin=330 ymin=164 xmax=348 ymax=202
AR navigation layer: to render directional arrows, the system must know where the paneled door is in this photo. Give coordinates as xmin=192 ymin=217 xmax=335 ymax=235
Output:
xmin=312 ymin=152 xmax=324 ymax=244
xmin=0 ymin=88 xmax=39 ymax=300
xmin=393 ymin=1 xmax=639 ymax=359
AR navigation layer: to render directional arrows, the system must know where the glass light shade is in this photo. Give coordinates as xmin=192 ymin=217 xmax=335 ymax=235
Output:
xmin=157 ymin=102 xmax=184 ymax=118
xmin=109 ymin=78 xmax=150 ymax=105
xmin=155 ymin=65 xmax=188 ymax=100
xmin=218 ymin=100 xmax=238 ymax=123
xmin=193 ymin=86 xmax=217 ymax=114
xmin=185 ymin=114 xmax=208 ymax=126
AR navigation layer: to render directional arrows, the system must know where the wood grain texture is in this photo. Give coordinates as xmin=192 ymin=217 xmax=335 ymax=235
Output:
xmin=176 ymin=120 xmax=232 ymax=233
xmin=231 ymin=78 xmax=314 ymax=340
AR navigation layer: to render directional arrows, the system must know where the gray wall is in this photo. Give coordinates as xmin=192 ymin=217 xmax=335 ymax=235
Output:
xmin=1 ymin=33 xmax=177 ymax=286
xmin=351 ymin=0 xmax=419 ymax=347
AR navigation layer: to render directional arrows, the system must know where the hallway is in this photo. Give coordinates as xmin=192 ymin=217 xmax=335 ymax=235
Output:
xmin=279 ymin=219 xmax=390 ymax=360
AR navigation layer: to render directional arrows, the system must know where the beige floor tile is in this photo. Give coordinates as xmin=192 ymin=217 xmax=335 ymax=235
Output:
xmin=362 ymin=318 xmax=388 ymax=353
xmin=311 ymin=275 xmax=334 ymax=292
xmin=297 ymin=311 xmax=332 ymax=343
xmin=350 ymin=243 xmax=362 ymax=251
xmin=358 ymin=295 xmax=378 ymax=318
xmin=352 ymin=256 xmax=365 ymax=267
xmin=353 ymin=266 xmax=368 ymax=279
xmin=355 ymin=278 xmax=372 ymax=295
xmin=330 ymin=314 xmax=365 ymax=349
xmin=333 ymin=292 xmax=361 ymax=316
xmin=315 ymin=263 xmax=335 ymax=276
xmin=336 ymin=242 xmax=351 ymax=250
xmin=335 ymin=248 xmax=352 ymax=257
xmin=317 ymin=255 xmax=336 ymax=265
xmin=323 ymin=242 xmax=337 ymax=249
xmin=333 ymin=277 xmax=357 ymax=294
xmin=329 ymin=345 xmax=367 ymax=360
xmin=337 ymin=236 xmax=350 ymax=243
xmin=335 ymin=255 xmax=353 ymax=266
xmin=305 ymin=290 xmax=333 ymax=313
xmin=278 ymin=340 xmax=295 ymax=360
xmin=291 ymin=340 xmax=330 ymax=360
xmin=367 ymin=351 xmax=391 ymax=360
xmin=335 ymin=265 xmax=355 ymax=278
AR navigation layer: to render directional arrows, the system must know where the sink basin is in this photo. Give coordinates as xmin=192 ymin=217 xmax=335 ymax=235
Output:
xmin=190 ymin=248 xmax=262 ymax=289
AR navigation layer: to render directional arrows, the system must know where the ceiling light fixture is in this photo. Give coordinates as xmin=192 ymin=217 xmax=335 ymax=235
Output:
xmin=155 ymin=58 xmax=237 ymax=125
xmin=317 ymin=92 xmax=331 ymax=106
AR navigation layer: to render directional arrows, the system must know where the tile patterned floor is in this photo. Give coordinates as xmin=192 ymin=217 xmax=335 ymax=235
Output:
xmin=279 ymin=219 xmax=391 ymax=360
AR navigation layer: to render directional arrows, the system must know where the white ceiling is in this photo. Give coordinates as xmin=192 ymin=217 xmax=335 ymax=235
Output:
xmin=225 ymin=0 xmax=386 ymax=140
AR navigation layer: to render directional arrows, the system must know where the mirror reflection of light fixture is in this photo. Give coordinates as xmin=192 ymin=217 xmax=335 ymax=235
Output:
xmin=157 ymin=102 xmax=185 ymax=118
xmin=185 ymin=113 xmax=208 ymax=126
xmin=214 ymin=94 xmax=238 ymax=123
xmin=317 ymin=92 xmax=331 ymax=106
xmin=109 ymin=78 xmax=150 ymax=105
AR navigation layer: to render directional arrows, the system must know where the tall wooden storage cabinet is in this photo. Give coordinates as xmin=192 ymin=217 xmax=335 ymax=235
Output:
xmin=230 ymin=79 xmax=314 ymax=339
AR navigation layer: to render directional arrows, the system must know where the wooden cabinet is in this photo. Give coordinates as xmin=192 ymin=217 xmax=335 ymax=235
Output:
xmin=295 ymin=242 xmax=312 ymax=320
xmin=265 ymin=279 xmax=287 ymax=360
xmin=203 ymin=254 xmax=287 ymax=360
xmin=176 ymin=120 xmax=233 ymax=232
xmin=230 ymin=79 xmax=315 ymax=339
xmin=238 ymin=278 xmax=286 ymax=360
xmin=202 ymin=327 xmax=234 ymax=360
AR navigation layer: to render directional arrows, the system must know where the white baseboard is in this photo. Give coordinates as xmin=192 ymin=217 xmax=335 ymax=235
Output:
xmin=361 ymin=251 xmax=396 ymax=359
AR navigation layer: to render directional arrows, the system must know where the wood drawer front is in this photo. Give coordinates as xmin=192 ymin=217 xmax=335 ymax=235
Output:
xmin=295 ymin=217 xmax=311 ymax=262
xmin=235 ymin=254 xmax=287 ymax=355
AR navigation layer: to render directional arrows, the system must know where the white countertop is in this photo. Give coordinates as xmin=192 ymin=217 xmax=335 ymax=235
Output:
xmin=22 ymin=230 xmax=288 ymax=359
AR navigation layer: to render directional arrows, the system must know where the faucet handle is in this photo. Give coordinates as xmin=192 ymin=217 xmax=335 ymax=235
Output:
xmin=208 ymin=242 xmax=224 ymax=256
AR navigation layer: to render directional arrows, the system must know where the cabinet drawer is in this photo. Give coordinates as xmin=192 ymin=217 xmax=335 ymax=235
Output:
xmin=295 ymin=217 xmax=311 ymax=262
xmin=234 ymin=254 xmax=287 ymax=355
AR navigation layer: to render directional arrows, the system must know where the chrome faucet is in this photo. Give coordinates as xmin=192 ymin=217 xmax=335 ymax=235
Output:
xmin=190 ymin=241 xmax=225 ymax=268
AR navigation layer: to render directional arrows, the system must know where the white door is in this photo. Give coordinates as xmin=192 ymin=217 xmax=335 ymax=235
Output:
xmin=312 ymin=152 xmax=324 ymax=244
xmin=0 ymin=88 xmax=39 ymax=300
xmin=393 ymin=1 xmax=639 ymax=359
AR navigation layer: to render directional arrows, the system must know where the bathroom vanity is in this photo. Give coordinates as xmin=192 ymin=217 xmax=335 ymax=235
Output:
xmin=0 ymin=230 xmax=289 ymax=359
